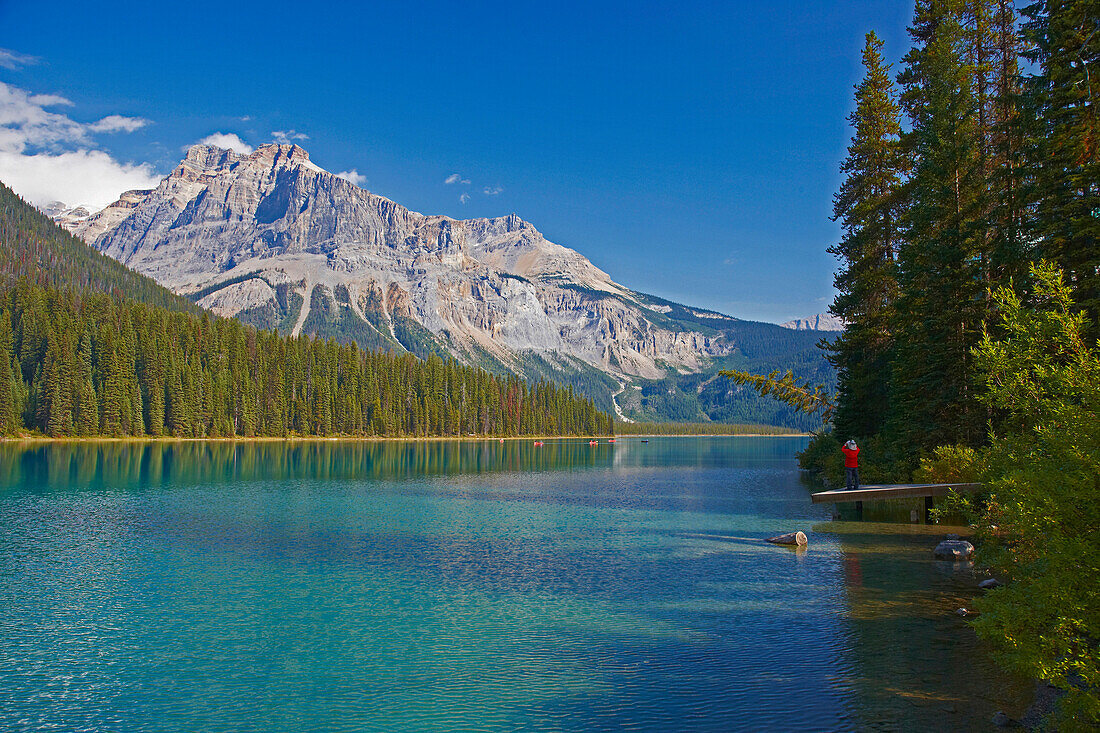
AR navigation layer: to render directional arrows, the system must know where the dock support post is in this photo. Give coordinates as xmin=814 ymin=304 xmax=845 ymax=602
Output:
xmin=924 ymin=495 xmax=934 ymax=524
xmin=855 ymin=501 xmax=863 ymax=521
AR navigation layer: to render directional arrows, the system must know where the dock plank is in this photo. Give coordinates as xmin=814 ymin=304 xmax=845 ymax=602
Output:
xmin=811 ymin=483 xmax=984 ymax=504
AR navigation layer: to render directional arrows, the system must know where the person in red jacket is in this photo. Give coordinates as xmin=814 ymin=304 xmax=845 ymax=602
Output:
xmin=841 ymin=439 xmax=860 ymax=490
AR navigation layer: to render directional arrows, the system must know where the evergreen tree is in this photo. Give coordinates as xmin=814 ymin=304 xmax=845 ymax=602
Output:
xmin=73 ymin=330 xmax=98 ymax=436
xmin=1020 ymin=0 xmax=1099 ymax=331
xmin=891 ymin=0 xmax=990 ymax=452
xmin=827 ymin=31 xmax=905 ymax=438
xmin=0 ymin=314 xmax=17 ymax=432
xmin=987 ymin=0 xmax=1029 ymax=292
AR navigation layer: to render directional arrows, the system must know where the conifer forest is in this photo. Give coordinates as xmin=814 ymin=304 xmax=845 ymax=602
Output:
xmin=824 ymin=0 xmax=1096 ymax=459
xmin=795 ymin=1 xmax=1098 ymax=722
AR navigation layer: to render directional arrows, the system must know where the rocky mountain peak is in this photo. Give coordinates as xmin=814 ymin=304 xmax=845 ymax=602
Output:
xmin=247 ymin=143 xmax=316 ymax=168
xmin=43 ymin=201 xmax=93 ymax=228
xmin=180 ymin=143 xmax=319 ymax=176
xmin=780 ymin=313 xmax=845 ymax=331
xmin=58 ymin=143 xmax=822 ymax=402
xmin=182 ymin=144 xmax=242 ymax=171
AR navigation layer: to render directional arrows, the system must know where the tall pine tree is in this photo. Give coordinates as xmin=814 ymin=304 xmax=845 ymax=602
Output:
xmin=891 ymin=0 xmax=990 ymax=452
xmin=827 ymin=31 xmax=905 ymax=439
xmin=1021 ymin=0 xmax=1100 ymax=330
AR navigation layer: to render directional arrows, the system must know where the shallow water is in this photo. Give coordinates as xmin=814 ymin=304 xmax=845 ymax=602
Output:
xmin=0 ymin=437 xmax=1027 ymax=731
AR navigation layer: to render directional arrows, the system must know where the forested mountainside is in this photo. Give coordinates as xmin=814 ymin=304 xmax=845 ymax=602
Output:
xmin=0 ymin=183 xmax=200 ymax=315
xmin=60 ymin=143 xmax=831 ymax=428
xmin=613 ymin=300 xmax=833 ymax=431
xmin=0 ymin=187 xmax=611 ymax=438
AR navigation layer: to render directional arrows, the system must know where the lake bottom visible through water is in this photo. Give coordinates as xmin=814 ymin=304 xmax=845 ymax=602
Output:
xmin=0 ymin=437 xmax=1029 ymax=731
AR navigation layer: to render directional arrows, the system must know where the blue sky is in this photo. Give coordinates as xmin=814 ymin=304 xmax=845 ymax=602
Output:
xmin=0 ymin=0 xmax=915 ymax=323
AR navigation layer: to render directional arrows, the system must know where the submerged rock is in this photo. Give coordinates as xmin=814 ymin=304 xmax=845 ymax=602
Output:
xmin=934 ymin=539 xmax=975 ymax=560
xmin=767 ymin=531 xmax=808 ymax=546
xmin=991 ymin=710 xmax=1013 ymax=727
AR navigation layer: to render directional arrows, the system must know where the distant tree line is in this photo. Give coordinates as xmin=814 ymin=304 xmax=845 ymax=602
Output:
xmin=614 ymin=421 xmax=796 ymax=436
xmin=0 ymin=280 xmax=613 ymax=438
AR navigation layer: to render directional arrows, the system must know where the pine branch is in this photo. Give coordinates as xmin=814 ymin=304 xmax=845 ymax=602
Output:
xmin=718 ymin=369 xmax=836 ymax=423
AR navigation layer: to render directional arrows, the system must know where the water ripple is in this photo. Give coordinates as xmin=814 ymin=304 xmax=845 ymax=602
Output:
xmin=0 ymin=439 xmax=1029 ymax=731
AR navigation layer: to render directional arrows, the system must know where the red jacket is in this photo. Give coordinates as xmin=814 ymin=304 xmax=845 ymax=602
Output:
xmin=841 ymin=445 xmax=859 ymax=468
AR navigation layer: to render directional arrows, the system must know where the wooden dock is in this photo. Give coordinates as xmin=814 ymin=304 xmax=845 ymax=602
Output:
xmin=812 ymin=483 xmax=984 ymax=521
xmin=811 ymin=483 xmax=984 ymax=504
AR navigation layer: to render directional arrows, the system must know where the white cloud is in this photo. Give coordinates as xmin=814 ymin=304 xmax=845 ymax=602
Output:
xmin=196 ymin=132 xmax=253 ymax=155
xmin=0 ymin=80 xmax=160 ymax=210
xmin=0 ymin=48 xmax=38 ymax=70
xmin=445 ymin=173 xmax=461 ymax=184
xmin=335 ymin=169 xmax=366 ymax=186
xmin=483 ymin=185 xmax=503 ymax=195
xmin=459 ymin=192 xmax=471 ymax=204
xmin=0 ymin=81 xmax=88 ymax=151
xmin=87 ymin=114 xmax=149 ymax=133
xmin=28 ymin=94 xmax=73 ymax=107
xmin=271 ymin=129 xmax=309 ymax=144
xmin=0 ymin=149 xmax=160 ymax=210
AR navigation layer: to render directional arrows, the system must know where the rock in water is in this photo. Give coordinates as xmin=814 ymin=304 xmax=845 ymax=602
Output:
xmin=933 ymin=539 xmax=975 ymax=560
xmin=766 ymin=531 xmax=808 ymax=546
xmin=978 ymin=578 xmax=1002 ymax=590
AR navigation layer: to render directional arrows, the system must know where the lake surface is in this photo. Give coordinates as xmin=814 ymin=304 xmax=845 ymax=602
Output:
xmin=0 ymin=437 xmax=1028 ymax=731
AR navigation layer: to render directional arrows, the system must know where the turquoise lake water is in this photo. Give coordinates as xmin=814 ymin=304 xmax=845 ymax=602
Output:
xmin=0 ymin=437 xmax=1028 ymax=731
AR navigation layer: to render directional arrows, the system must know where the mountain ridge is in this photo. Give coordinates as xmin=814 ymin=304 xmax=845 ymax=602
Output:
xmin=780 ymin=313 xmax=844 ymax=331
xmin=58 ymin=143 xmax=831 ymax=427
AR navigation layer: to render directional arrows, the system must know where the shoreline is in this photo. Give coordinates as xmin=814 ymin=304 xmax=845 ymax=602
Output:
xmin=614 ymin=433 xmax=809 ymax=438
xmin=0 ymin=433 xmax=808 ymax=445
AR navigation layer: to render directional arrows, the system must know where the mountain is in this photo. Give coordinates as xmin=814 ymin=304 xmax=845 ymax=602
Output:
xmin=780 ymin=314 xmax=845 ymax=331
xmin=62 ymin=143 xmax=831 ymax=427
xmin=42 ymin=201 xmax=93 ymax=229
xmin=0 ymin=180 xmax=612 ymax=439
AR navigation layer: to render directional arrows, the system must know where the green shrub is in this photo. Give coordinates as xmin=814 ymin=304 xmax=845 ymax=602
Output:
xmin=969 ymin=264 xmax=1100 ymax=726
xmin=798 ymin=431 xmax=842 ymax=485
xmin=913 ymin=444 xmax=984 ymax=484
xmin=798 ymin=431 xmax=913 ymax=487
